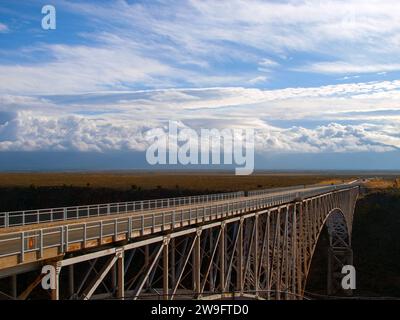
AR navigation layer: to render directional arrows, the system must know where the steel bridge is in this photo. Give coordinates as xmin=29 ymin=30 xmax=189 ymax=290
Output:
xmin=0 ymin=182 xmax=359 ymax=300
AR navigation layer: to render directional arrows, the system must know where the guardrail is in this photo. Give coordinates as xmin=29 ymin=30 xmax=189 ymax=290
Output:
xmin=248 ymin=185 xmax=306 ymax=196
xmin=0 ymin=184 xmax=358 ymax=261
xmin=0 ymin=191 xmax=244 ymax=229
xmin=247 ymin=183 xmax=344 ymax=196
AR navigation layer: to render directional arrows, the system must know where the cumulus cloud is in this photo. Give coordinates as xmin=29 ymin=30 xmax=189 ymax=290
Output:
xmin=0 ymin=111 xmax=398 ymax=154
xmin=0 ymin=111 xmax=149 ymax=152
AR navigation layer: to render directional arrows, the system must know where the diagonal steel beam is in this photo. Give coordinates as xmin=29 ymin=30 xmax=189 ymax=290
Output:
xmin=82 ymin=255 xmax=118 ymax=300
xmin=133 ymin=244 xmax=163 ymax=300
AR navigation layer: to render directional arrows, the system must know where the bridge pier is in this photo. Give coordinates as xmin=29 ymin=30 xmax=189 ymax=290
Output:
xmin=326 ymin=209 xmax=354 ymax=297
xmin=327 ymin=247 xmax=353 ymax=296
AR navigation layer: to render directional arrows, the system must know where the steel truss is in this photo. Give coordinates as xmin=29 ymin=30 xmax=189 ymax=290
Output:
xmin=0 ymin=187 xmax=358 ymax=300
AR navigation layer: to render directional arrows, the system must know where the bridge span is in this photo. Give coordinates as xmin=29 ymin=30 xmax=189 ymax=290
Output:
xmin=0 ymin=182 xmax=359 ymax=300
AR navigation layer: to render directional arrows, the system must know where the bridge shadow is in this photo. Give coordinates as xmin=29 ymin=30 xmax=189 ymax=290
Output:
xmin=305 ymin=225 xmax=329 ymax=295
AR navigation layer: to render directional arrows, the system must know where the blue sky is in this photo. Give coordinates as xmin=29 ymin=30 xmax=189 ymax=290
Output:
xmin=1 ymin=0 xmax=400 ymax=170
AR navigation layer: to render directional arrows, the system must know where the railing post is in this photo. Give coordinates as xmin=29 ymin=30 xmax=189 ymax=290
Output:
xmin=60 ymin=226 xmax=64 ymax=253
xmin=83 ymin=223 xmax=87 ymax=248
xmin=128 ymin=217 xmax=132 ymax=240
xmin=100 ymin=221 xmax=103 ymax=243
xmin=39 ymin=229 xmax=43 ymax=258
xmin=20 ymin=232 xmax=24 ymax=263
xmin=65 ymin=225 xmax=69 ymax=252
xmin=5 ymin=212 xmax=8 ymax=228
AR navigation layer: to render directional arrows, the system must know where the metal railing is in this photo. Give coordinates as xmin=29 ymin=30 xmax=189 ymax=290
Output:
xmin=0 ymin=184 xmax=358 ymax=260
xmin=0 ymin=191 xmax=244 ymax=229
xmin=247 ymin=182 xmax=344 ymax=196
xmin=247 ymin=184 xmax=306 ymax=196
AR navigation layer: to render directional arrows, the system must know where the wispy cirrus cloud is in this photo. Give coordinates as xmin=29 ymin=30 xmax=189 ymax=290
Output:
xmin=2 ymin=0 xmax=400 ymax=96
xmin=0 ymin=23 xmax=8 ymax=33
xmin=299 ymin=62 xmax=400 ymax=74
xmin=61 ymin=0 xmax=400 ymax=77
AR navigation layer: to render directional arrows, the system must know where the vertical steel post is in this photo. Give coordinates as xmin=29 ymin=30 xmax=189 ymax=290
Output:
xmin=163 ymin=238 xmax=169 ymax=300
xmin=254 ymin=214 xmax=259 ymax=297
xmin=237 ymin=219 xmax=243 ymax=294
xmin=220 ymin=223 xmax=225 ymax=295
xmin=117 ymin=250 xmax=125 ymax=299
xmin=51 ymin=262 xmax=61 ymax=300
xmin=194 ymin=229 xmax=201 ymax=297
xmin=171 ymin=238 xmax=176 ymax=288
xmin=145 ymin=245 xmax=150 ymax=290
xmin=266 ymin=212 xmax=271 ymax=300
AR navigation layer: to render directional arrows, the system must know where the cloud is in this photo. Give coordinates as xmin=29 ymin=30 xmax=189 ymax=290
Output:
xmin=248 ymin=76 xmax=268 ymax=84
xmin=0 ymin=111 xmax=397 ymax=154
xmin=0 ymin=42 xmax=178 ymax=95
xmin=1 ymin=1 xmax=400 ymax=161
xmin=0 ymin=111 xmax=149 ymax=152
xmin=258 ymin=58 xmax=279 ymax=73
xmin=0 ymin=79 xmax=399 ymax=154
xmin=1 ymin=0 xmax=400 ymax=96
xmin=0 ymin=23 xmax=8 ymax=33
xmin=68 ymin=0 xmax=400 ymax=76
xmin=3 ymin=79 xmax=399 ymax=123
xmin=259 ymin=59 xmax=279 ymax=68
xmin=300 ymin=61 xmax=400 ymax=74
